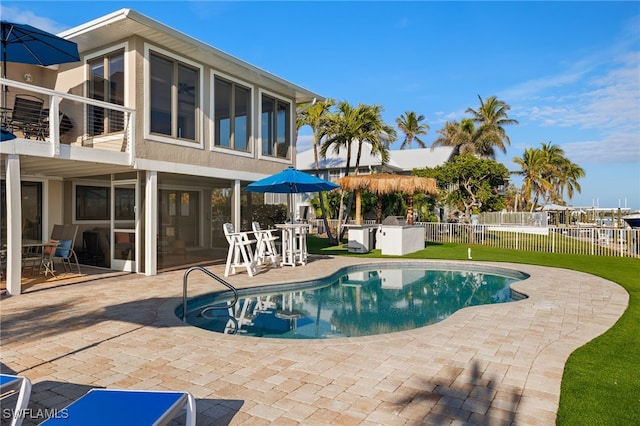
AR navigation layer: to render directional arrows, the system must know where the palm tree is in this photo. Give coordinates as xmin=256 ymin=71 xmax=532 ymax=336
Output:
xmin=431 ymin=118 xmax=475 ymax=154
xmin=512 ymin=147 xmax=552 ymax=211
xmin=396 ymin=111 xmax=429 ymax=149
xmin=320 ymin=102 xmax=397 ymax=238
xmin=466 ymin=95 xmax=518 ymax=158
xmin=353 ymin=104 xmax=395 ymax=174
xmin=557 ymin=161 xmax=585 ymax=202
xmin=296 ymin=99 xmax=337 ymax=244
xmin=319 ymin=101 xmax=368 ymax=179
xmin=539 ymin=142 xmax=567 ymax=204
xmin=538 ymin=142 xmax=585 ymax=203
xmin=319 ymin=101 xmax=370 ymax=234
xmin=344 ymin=104 xmax=396 ymax=237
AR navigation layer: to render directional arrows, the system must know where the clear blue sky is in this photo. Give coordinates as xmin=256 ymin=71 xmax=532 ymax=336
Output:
xmin=3 ymin=1 xmax=639 ymax=210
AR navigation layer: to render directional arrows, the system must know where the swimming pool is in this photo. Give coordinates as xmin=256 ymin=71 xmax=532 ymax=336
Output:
xmin=178 ymin=262 xmax=528 ymax=339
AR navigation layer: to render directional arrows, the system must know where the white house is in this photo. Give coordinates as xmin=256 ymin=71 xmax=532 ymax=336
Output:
xmin=296 ymin=143 xmax=455 ymax=181
xmin=1 ymin=9 xmax=322 ymax=295
xmin=290 ymin=144 xmax=455 ymax=220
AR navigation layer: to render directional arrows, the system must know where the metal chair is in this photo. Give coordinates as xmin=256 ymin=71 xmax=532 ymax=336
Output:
xmin=7 ymin=94 xmax=47 ymax=140
xmin=50 ymin=224 xmax=81 ymax=274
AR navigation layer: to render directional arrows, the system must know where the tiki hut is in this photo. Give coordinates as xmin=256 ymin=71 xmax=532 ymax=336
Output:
xmin=337 ymin=173 xmax=438 ymax=225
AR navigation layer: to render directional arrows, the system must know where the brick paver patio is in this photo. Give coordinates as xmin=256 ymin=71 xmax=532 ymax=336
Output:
xmin=0 ymin=257 xmax=628 ymax=425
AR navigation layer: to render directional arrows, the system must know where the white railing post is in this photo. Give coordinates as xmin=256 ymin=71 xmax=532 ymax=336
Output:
xmin=49 ymin=94 xmax=60 ymax=156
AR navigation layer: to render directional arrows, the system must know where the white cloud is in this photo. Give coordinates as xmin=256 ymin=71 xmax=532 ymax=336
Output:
xmin=0 ymin=6 xmax=70 ymax=34
xmin=505 ymin=41 xmax=640 ymax=165
xmin=563 ymin=133 xmax=640 ymax=165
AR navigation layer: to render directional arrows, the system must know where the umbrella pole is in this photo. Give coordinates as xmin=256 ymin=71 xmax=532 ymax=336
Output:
xmin=2 ymin=40 xmax=7 ymax=109
xmin=289 ymin=193 xmax=294 ymax=222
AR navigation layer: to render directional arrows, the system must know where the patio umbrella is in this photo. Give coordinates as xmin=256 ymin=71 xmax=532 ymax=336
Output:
xmin=245 ymin=167 xmax=339 ymax=220
xmin=1 ymin=21 xmax=80 ymax=106
xmin=1 ymin=125 xmax=16 ymax=141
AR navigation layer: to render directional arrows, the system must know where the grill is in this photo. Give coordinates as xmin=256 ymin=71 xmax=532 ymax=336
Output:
xmin=381 ymin=216 xmax=406 ymax=226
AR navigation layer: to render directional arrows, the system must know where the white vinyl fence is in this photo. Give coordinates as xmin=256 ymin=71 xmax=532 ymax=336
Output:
xmin=421 ymin=223 xmax=639 ymax=258
xmin=310 ymin=219 xmax=640 ymax=258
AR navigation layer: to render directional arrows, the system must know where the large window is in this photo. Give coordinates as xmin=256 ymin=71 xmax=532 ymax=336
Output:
xmin=88 ymin=50 xmax=125 ymax=136
xmin=214 ymin=76 xmax=251 ymax=151
xmin=76 ymin=185 xmax=109 ymax=221
xmin=261 ymin=93 xmax=291 ymax=159
xmin=150 ymin=52 xmax=199 ymax=142
xmin=75 ymin=185 xmax=134 ymax=221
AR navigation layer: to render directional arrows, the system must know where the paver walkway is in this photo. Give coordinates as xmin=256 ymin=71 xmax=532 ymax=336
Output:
xmin=0 ymin=257 xmax=628 ymax=425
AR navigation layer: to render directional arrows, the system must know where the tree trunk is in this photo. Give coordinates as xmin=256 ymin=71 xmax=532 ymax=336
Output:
xmin=407 ymin=194 xmax=414 ymax=225
xmin=312 ymin=132 xmax=336 ymax=245
xmin=340 ymin=143 xmax=361 ymax=240
xmin=355 ymin=190 xmax=362 ymax=225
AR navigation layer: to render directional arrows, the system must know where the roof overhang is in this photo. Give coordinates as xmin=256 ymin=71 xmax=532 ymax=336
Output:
xmin=59 ymin=8 xmax=323 ymax=104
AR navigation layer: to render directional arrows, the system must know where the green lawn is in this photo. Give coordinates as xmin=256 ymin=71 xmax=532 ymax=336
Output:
xmin=307 ymin=236 xmax=640 ymax=425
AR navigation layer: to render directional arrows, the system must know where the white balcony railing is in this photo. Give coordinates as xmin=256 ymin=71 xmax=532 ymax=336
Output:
xmin=1 ymin=78 xmax=135 ymax=163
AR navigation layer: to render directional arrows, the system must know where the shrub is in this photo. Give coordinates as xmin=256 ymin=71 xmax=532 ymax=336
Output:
xmin=252 ymin=204 xmax=287 ymax=228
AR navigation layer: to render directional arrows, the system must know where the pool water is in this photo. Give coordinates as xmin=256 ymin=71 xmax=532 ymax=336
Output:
xmin=179 ymin=263 xmax=528 ymax=339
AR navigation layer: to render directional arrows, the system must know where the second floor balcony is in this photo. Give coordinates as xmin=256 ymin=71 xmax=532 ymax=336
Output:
xmin=1 ymin=78 xmax=136 ymax=177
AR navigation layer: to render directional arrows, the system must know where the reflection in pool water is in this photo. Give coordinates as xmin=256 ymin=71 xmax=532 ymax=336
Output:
xmin=179 ymin=263 xmax=528 ymax=339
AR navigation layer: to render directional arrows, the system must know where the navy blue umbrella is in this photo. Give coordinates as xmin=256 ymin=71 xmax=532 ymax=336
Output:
xmin=1 ymin=125 xmax=16 ymax=141
xmin=245 ymin=167 xmax=339 ymax=194
xmin=1 ymin=21 xmax=80 ymax=105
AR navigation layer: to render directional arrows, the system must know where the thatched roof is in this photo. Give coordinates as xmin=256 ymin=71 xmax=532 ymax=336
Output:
xmin=337 ymin=173 xmax=438 ymax=196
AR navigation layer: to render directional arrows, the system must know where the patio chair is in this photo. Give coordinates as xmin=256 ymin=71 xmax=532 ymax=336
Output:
xmin=223 ymin=223 xmax=257 ymax=277
xmin=251 ymin=221 xmax=280 ymax=268
xmin=0 ymin=373 xmax=32 ymax=426
xmin=39 ymin=241 xmax=60 ymax=278
xmin=38 ymin=388 xmax=196 ymax=426
xmin=50 ymin=224 xmax=81 ymax=274
xmin=22 ymin=244 xmax=44 ymax=276
xmin=7 ymin=94 xmax=47 ymax=140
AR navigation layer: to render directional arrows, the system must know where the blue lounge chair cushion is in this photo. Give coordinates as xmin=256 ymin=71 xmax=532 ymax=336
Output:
xmin=0 ymin=374 xmax=21 ymax=388
xmin=39 ymin=389 xmax=194 ymax=425
xmin=55 ymin=240 xmax=72 ymax=257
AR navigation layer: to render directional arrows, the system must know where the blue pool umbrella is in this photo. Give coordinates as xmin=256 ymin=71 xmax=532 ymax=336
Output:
xmin=245 ymin=167 xmax=339 ymax=194
xmin=245 ymin=167 xmax=339 ymax=220
xmin=1 ymin=21 xmax=80 ymax=105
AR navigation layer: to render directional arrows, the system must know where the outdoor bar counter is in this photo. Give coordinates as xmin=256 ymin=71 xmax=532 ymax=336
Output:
xmin=375 ymin=216 xmax=425 ymax=256
xmin=344 ymin=224 xmax=378 ymax=253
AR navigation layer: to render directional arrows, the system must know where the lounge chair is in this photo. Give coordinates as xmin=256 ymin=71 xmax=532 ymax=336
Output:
xmin=38 ymin=388 xmax=196 ymax=426
xmin=0 ymin=373 xmax=32 ymax=426
xmin=7 ymin=94 xmax=47 ymax=140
